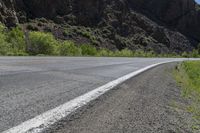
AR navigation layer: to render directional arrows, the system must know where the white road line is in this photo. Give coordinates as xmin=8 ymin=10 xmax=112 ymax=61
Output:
xmin=3 ymin=60 xmax=181 ymax=133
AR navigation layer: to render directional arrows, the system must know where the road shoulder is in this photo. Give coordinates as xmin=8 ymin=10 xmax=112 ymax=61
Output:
xmin=46 ymin=63 xmax=193 ymax=133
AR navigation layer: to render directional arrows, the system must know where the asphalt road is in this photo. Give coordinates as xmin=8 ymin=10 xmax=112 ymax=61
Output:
xmin=0 ymin=57 xmax=187 ymax=132
xmin=49 ymin=63 xmax=193 ymax=133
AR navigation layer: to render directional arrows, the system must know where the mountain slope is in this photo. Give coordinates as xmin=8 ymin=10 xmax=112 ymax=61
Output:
xmin=0 ymin=0 xmax=200 ymax=54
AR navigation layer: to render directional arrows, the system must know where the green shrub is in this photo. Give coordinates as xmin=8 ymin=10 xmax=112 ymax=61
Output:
xmin=28 ymin=31 xmax=58 ymax=55
xmin=59 ymin=41 xmax=81 ymax=56
xmin=77 ymin=28 xmax=98 ymax=45
xmin=181 ymin=52 xmax=189 ymax=58
xmin=0 ymin=24 xmax=12 ymax=55
xmin=134 ymin=50 xmax=146 ymax=57
xmin=7 ymin=26 xmax=27 ymax=54
xmin=80 ymin=31 xmax=92 ymax=38
xmin=191 ymin=50 xmax=199 ymax=58
xmin=97 ymin=48 xmax=110 ymax=57
xmin=117 ymin=49 xmax=134 ymax=57
xmin=0 ymin=37 xmax=12 ymax=55
xmin=145 ymin=51 xmax=156 ymax=57
xmin=26 ymin=24 xmax=39 ymax=31
xmin=38 ymin=17 xmax=48 ymax=23
xmin=80 ymin=44 xmax=97 ymax=56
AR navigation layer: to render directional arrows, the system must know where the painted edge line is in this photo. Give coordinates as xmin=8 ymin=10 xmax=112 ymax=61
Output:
xmin=3 ymin=60 xmax=182 ymax=133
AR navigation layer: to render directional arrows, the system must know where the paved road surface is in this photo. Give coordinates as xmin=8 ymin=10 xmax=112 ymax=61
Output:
xmin=0 ymin=57 xmax=187 ymax=132
xmin=48 ymin=63 xmax=193 ymax=133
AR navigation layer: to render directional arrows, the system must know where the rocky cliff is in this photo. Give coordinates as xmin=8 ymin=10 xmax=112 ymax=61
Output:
xmin=0 ymin=0 xmax=18 ymax=27
xmin=0 ymin=0 xmax=200 ymax=53
xmin=130 ymin=0 xmax=200 ymax=44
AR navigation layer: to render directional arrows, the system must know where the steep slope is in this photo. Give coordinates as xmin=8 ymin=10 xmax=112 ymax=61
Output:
xmin=0 ymin=0 xmax=200 ymax=54
xmin=129 ymin=0 xmax=200 ymax=44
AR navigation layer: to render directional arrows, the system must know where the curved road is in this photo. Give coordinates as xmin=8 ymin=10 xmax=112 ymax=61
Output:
xmin=0 ymin=57 xmax=188 ymax=132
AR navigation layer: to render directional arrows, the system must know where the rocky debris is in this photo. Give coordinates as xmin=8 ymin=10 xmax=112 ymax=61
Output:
xmin=0 ymin=0 xmax=199 ymax=53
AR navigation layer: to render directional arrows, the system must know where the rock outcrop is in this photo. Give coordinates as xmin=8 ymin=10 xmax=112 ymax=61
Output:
xmin=0 ymin=0 xmax=18 ymax=27
xmin=129 ymin=0 xmax=200 ymax=43
xmin=0 ymin=0 xmax=200 ymax=53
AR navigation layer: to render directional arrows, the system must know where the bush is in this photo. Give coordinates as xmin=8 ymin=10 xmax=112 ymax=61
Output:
xmin=38 ymin=17 xmax=48 ymax=23
xmin=0 ymin=24 xmax=12 ymax=55
xmin=0 ymin=24 xmax=28 ymax=55
xmin=80 ymin=44 xmax=97 ymax=56
xmin=97 ymin=48 xmax=110 ymax=57
xmin=59 ymin=41 xmax=81 ymax=56
xmin=181 ymin=52 xmax=189 ymax=58
xmin=77 ymin=28 xmax=98 ymax=45
xmin=115 ymin=49 xmax=134 ymax=57
xmin=28 ymin=31 xmax=58 ymax=55
xmin=145 ymin=51 xmax=156 ymax=57
xmin=7 ymin=26 xmax=27 ymax=54
xmin=134 ymin=50 xmax=146 ymax=57
xmin=191 ymin=50 xmax=199 ymax=58
xmin=26 ymin=24 xmax=39 ymax=31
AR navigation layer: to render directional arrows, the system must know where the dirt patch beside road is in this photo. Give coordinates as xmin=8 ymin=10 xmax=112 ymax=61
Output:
xmin=46 ymin=63 xmax=193 ymax=133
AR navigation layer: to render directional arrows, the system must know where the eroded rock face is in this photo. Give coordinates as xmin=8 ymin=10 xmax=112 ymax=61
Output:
xmin=0 ymin=0 xmax=18 ymax=27
xmin=128 ymin=0 xmax=200 ymax=43
xmin=0 ymin=0 xmax=199 ymax=53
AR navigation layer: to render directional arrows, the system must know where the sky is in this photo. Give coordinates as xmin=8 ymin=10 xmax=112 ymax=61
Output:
xmin=195 ymin=0 xmax=200 ymax=4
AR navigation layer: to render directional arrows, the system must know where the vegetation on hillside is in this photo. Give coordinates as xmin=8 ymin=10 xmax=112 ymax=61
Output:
xmin=0 ymin=24 xmax=27 ymax=55
xmin=0 ymin=23 xmax=200 ymax=57
xmin=28 ymin=31 xmax=59 ymax=55
xmin=175 ymin=61 xmax=200 ymax=131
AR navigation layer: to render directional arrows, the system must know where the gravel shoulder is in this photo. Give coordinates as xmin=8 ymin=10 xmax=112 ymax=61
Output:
xmin=46 ymin=63 xmax=193 ymax=133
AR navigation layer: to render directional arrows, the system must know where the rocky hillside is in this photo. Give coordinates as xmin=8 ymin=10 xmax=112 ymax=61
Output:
xmin=0 ymin=0 xmax=200 ymax=54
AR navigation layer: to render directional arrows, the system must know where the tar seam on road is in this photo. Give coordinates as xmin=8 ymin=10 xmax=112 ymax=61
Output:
xmin=2 ymin=60 xmax=185 ymax=133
